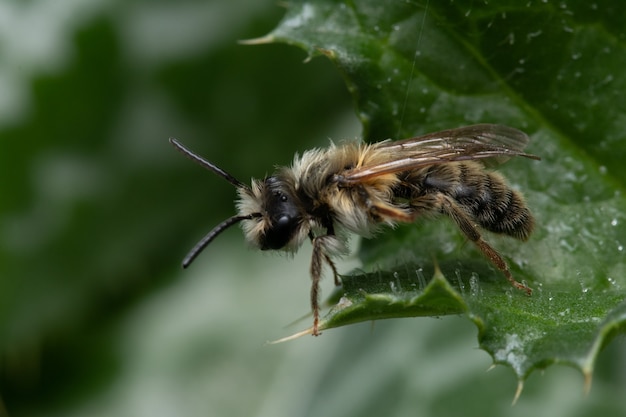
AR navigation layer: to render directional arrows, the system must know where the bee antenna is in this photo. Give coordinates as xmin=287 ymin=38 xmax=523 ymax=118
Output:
xmin=182 ymin=213 xmax=260 ymax=268
xmin=169 ymin=137 xmax=249 ymax=190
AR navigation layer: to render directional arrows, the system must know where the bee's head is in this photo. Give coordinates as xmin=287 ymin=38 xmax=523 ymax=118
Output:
xmin=169 ymin=138 xmax=306 ymax=269
xmin=238 ymin=175 xmax=306 ymax=251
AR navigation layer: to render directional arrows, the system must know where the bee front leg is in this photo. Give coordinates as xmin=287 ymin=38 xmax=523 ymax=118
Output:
xmin=308 ymin=234 xmax=343 ymax=336
xmin=309 ymin=236 xmax=325 ymax=336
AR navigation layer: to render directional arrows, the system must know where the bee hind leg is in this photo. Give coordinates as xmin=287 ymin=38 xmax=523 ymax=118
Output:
xmin=435 ymin=193 xmax=532 ymax=295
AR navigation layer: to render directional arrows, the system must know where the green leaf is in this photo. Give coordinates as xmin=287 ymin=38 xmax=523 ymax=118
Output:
xmin=263 ymin=0 xmax=626 ymax=390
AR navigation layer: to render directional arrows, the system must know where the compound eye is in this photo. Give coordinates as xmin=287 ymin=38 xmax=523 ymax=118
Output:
xmin=276 ymin=215 xmax=291 ymax=228
xmin=259 ymin=176 xmax=302 ymax=250
xmin=261 ymin=214 xmax=298 ymax=250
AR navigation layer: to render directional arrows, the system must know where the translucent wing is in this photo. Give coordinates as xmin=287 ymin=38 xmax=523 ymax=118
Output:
xmin=338 ymin=124 xmax=539 ymax=184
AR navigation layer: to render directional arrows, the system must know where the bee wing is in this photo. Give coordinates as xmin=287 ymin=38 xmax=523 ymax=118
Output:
xmin=339 ymin=124 xmax=539 ymax=184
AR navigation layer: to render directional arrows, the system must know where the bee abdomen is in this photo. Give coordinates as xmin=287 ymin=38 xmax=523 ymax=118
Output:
xmin=455 ymin=170 xmax=534 ymax=241
xmin=415 ymin=163 xmax=534 ymax=241
xmin=473 ymin=183 xmax=534 ymax=241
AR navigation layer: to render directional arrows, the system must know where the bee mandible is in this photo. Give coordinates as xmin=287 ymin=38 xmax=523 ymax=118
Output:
xmin=170 ymin=124 xmax=539 ymax=336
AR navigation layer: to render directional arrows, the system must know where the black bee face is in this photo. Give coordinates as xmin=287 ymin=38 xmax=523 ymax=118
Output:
xmin=259 ymin=176 xmax=304 ymax=250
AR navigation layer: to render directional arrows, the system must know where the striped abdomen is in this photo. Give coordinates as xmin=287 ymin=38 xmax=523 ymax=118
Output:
xmin=400 ymin=161 xmax=534 ymax=240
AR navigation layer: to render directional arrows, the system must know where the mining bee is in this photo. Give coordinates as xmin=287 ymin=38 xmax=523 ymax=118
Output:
xmin=170 ymin=124 xmax=539 ymax=335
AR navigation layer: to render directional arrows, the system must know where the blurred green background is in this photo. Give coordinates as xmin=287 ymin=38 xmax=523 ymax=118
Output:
xmin=1 ymin=1 xmax=626 ymax=416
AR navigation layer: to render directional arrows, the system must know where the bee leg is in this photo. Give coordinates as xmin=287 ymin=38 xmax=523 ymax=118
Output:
xmin=356 ymin=185 xmax=416 ymax=223
xmin=324 ymin=253 xmax=341 ymax=286
xmin=309 ymin=236 xmax=325 ymax=336
xmin=369 ymin=203 xmax=415 ymax=223
xmin=308 ymin=234 xmax=344 ymax=336
xmin=436 ymin=194 xmax=533 ymax=295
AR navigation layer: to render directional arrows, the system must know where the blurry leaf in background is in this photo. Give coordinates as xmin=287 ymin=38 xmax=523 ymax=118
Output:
xmin=0 ymin=0 xmax=352 ymax=414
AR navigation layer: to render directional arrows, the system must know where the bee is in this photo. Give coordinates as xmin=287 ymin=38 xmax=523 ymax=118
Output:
xmin=170 ymin=124 xmax=539 ymax=336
